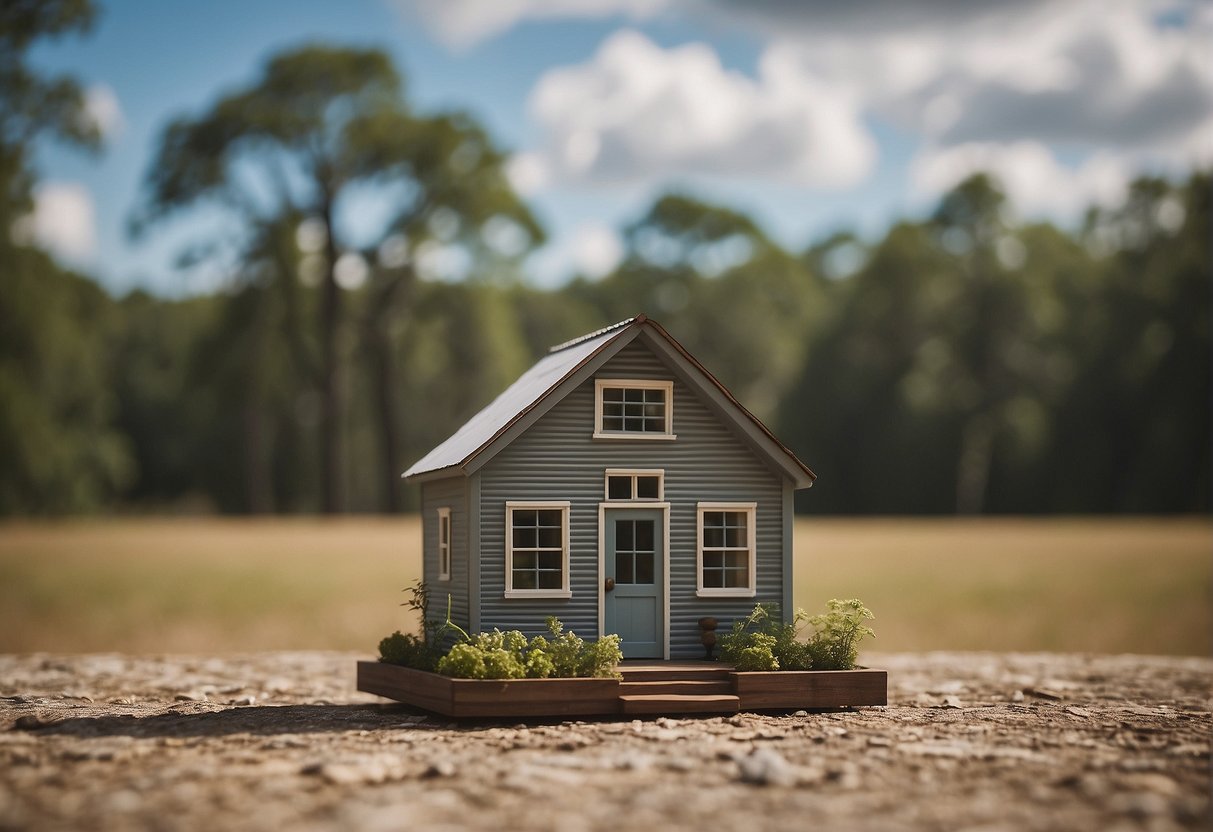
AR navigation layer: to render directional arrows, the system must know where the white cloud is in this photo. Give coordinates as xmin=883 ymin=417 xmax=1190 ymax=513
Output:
xmin=570 ymin=221 xmax=624 ymax=277
xmin=396 ymin=0 xmax=670 ymax=49
xmin=526 ymin=30 xmax=876 ymax=189
xmin=910 ymin=142 xmax=1132 ymax=218
xmin=84 ymin=83 xmax=125 ymax=140
xmin=12 ymin=182 xmax=98 ymax=265
xmin=719 ymin=0 xmax=1212 ymax=162
xmin=528 ymin=221 xmax=624 ymax=285
xmin=505 ymin=151 xmax=550 ymax=196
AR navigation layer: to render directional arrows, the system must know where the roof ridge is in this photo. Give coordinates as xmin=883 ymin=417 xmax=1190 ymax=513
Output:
xmin=547 ymin=315 xmax=644 ymax=353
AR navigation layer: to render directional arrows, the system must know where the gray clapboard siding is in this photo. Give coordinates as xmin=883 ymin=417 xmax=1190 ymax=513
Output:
xmin=478 ymin=340 xmax=786 ymax=657
xmin=421 ymin=476 xmax=471 ymax=633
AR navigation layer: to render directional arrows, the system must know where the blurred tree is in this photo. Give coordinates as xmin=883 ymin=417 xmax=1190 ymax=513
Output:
xmin=0 ymin=249 xmax=132 ymax=513
xmin=0 ymin=0 xmax=134 ymax=514
xmin=926 ymin=174 xmax=1073 ymax=514
xmin=572 ymin=193 xmax=823 ymax=422
xmin=134 ymin=44 xmax=541 ymax=512
xmin=1069 ymin=175 xmax=1211 ymax=511
xmin=0 ymin=0 xmax=99 ymax=227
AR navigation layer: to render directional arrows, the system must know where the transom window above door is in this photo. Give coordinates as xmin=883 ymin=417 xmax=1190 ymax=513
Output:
xmin=594 ymin=379 xmax=675 ymax=439
xmin=605 ymin=469 xmax=664 ymax=501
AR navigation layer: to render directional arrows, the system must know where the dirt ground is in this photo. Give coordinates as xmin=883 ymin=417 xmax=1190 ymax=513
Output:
xmin=1 ymin=651 xmax=1209 ymax=832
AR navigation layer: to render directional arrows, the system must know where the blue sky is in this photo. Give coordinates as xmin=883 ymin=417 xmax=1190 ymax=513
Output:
xmin=26 ymin=0 xmax=1211 ymax=296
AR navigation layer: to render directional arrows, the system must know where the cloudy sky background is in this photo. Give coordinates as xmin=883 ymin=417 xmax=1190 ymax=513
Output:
xmin=28 ymin=0 xmax=1212 ymax=295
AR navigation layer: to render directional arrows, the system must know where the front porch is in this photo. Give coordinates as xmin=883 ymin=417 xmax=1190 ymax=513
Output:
xmin=356 ymin=660 xmax=887 ymax=718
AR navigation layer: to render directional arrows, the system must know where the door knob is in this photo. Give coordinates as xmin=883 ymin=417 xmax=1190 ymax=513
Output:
xmin=604 ymin=577 xmax=615 ymax=592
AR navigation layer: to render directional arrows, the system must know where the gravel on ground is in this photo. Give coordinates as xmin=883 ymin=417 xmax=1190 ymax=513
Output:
xmin=1 ymin=651 xmax=1209 ymax=831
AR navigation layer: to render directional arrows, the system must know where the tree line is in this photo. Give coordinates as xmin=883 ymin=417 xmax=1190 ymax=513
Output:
xmin=2 ymin=5 xmax=1208 ymax=515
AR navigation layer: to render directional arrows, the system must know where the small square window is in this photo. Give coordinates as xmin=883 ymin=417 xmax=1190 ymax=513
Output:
xmin=608 ymin=476 xmax=632 ymax=500
xmin=636 ymin=476 xmax=660 ymax=499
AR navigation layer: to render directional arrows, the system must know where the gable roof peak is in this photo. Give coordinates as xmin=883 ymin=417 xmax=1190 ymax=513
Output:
xmin=547 ymin=314 xmax=645 ymax=354
xmin=403 ymin=314 xmax=815 ymax=488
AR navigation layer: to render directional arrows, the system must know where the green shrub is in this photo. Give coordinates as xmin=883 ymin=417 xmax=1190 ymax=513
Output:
xmin=436 ymin=642 xmax=489 ymax=678
xmin=430 ymin=618 xmax=622 ymax=680
xmin=378 ymin=630 xmax=441 ymax=672
xmin=804 ymin=599 xmax=875 ymax=670
xmin=734 ymin=633 xmax=779 ymax=671
xmin=719 ymin=599 xmax=875 ymax=672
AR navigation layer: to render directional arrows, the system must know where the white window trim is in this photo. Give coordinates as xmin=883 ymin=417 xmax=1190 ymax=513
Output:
xmin=436 ymin=507 xmax=452 ymax=581
xmin=603 ymin=468 xmax=665 ymax=501
xmin=593 ymin=379 xmax=676 ymax=440
xmin=696 ymin=501 xmax=758 ymax=598
xmin=504 ymin=500 xmax=572 ymax=599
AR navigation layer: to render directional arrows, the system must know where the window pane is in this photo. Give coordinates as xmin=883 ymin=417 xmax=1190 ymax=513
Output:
xmin=514 ymin=551 xmax=536 ymax=570
xmin=537 ymin=550 xmax=562 ymax=571
xmin=538 ymin=526 xmax=561 ymax=548
xmin=725 ymin=550 xmax=748 ymax=569
xmin=725 ymin=567 xmax=749 ymax=588
xmin=635 ymin=520 xmax=654 ymax=550
xmin=725 ymin=526 xmax=746 ymax=548
xmin=624 ymin=416 xmax=644 ymax=432
xmin=513 ymin=569 xmax=536 ymax=590
xmin=635 ymin=552 xmax=654 ymax=584
xmin=636 ymin=476 xmax=659 ymax=499
xmin=616 ymin=519 xmax=633 ymax=549
xmin=624 ymin=388 xmax=645 ymax=403
xmin=642 ymin=402 xmax=663 ymax=419
xmin=617 ymin=553 xmax=634 ymax=584
xmin=702 ymin=569 xmax=723 ymax=588
xmin=537 ymin=571 xmax=562 ymax=589
xmin=512 ymin=527 xmax=536 ymax=548
xmin=537 ymin=509 xmax=562 ymax=527
xmin=704 ymin=511 xmax=723 ymax=527
xmin=703 ymin=526 xmax=724 ymax=548
xmin=440 ymin=516 xmax=449 ymax=545
xmin=603 ymin=387 xmax=623 ymax=402
xmin=608 ymin=476 xmax=632 ymax=500
xmin=702 ymin=550 xmax=723 ymax=569
xmin=602 ymin=415 xmax=624 ymax=431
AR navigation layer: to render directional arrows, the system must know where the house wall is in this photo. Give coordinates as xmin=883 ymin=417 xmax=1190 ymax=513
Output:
xmin=477 ymin=339 xmax=787 ymax=658
xmin=421 ymin=475 xmax=471 ymax=634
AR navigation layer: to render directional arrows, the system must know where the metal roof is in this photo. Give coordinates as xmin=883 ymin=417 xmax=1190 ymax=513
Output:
xmin=402 ymin=318 xmax=637 ymax=479
xmin=402 ymin=315 xmax=817 ymax=487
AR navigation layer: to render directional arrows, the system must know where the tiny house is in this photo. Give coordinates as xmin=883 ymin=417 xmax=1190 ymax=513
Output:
xmin=403 ymin=315 xmax=816 ymax=659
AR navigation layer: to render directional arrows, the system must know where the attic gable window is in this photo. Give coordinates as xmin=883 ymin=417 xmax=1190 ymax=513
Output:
xmin=593 ymin=379 xmax=675 ymax=440
xmin=505 ymin=501 xmax=572 ymax=599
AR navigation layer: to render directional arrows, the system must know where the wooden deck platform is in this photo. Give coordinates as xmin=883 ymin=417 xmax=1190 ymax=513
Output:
xmin=357 ymin=660 xmax=887 ymax=718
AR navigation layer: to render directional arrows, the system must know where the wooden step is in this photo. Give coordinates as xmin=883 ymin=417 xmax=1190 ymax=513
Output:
xmin=618 ymin=664 xmax=733 ymax=683
xmin=619 ymin=680 xmax=734 ymax=696
xmin=619 ymin=694 xmax=740 ymax=715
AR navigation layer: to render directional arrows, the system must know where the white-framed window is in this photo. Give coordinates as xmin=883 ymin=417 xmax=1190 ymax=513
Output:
xmin=593 ymin=379 xmax=675 ymax=440
xmin=505 ymin=501 xmax=572 ymax=599
xmin=604 ymin=469 xmax=664 ymax=501
xmin=696 ymin=502 xmax=757 ymax=598
xmin=437 ymin=507 xmax=451 ymax=581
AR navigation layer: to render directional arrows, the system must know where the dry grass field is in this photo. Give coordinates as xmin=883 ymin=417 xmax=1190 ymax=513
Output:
xmin=0 ymin=517 xmax=1207 ymax=656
